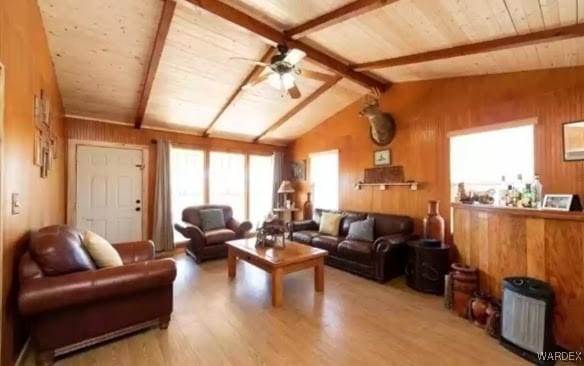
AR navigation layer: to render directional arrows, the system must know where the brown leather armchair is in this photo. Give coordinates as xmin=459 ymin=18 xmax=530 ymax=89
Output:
xmin=18 ymin=225 xmax=176 ymax=365
xmin=174 ymin=205 xmax=252 ymax=263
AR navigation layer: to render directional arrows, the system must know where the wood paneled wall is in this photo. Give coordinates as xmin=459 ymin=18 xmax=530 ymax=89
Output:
xmin=288 ymin=66 xmax=584 ymax=237
xmin=0 ymin=0 xmax=67 ymax=364
xmin=453 ymin=204 xmax=584 ymax=351
xmin=66 ymin=118 xmax=286 ymax=238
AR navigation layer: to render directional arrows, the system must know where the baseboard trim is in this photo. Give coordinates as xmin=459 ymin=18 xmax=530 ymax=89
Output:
xmin=15 ymin=337 xmax=31 ymax=366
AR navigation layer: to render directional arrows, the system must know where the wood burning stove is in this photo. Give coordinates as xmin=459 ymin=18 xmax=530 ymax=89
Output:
xmin=501 ymin=277 xmax=555 ymax=365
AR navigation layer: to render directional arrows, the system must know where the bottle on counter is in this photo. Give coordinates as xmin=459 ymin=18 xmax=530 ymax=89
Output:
xmin=506 ymin=185 xmax=514 ymax=207
xmin=532 ymin=175 xmax=543 ymax=208
xmin=498 ymin=176 xmax=507 ymax=206
xmin=521 ymin=183 xmax=533 ymax=208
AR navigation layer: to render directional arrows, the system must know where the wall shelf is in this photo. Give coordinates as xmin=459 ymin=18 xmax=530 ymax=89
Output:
xmin=354 ymin=181 xmax=419 ymax=191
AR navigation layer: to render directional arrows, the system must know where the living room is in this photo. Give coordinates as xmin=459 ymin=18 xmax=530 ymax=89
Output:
xmin=1 ymin=0 xmax=584 ymax=365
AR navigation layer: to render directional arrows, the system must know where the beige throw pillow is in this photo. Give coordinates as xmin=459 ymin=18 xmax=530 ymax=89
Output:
xmin=319 ymin=212 xmax=343 ymax=236
xmin=82 ymin=231 xmax=123 ymax=268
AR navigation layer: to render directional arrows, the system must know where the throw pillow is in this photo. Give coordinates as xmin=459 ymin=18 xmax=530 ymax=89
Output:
xmin=199 ymin=208 xmax=226 ymax=232
xmin=82 ymin=231 xmax=123 ymax=268
xmin=319 ymin=212 xmax=343 ymax=236
xmin=346 ymin=218 xmax=375 ymax=242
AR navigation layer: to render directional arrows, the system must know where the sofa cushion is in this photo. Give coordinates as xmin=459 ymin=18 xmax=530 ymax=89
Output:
xmin=292 ymin=230 xmax=319 ymax=244
xmin=82 ymin=231 xmax=123 ymax=268
xmin=368 ymin=213 xmax=413 ymax=237
xmin=30 ymin=225 xmax=96 ymax=276
xmin=205 ymin=229 xmax=236 ymax=245
xmin=312 ymin=235 xmax=341 ymax=253
xmin=338 ymin=240 xmax=373 ymax=264
xmin=319 ymin=212 xmax=343 ymax=236
xmin=340 ymin=213 xmax=367 ymax=237
xmin=346 ymin=218 xmax=375 ymax=242
xmin=200 ymin=209 xmax=226 ymax=232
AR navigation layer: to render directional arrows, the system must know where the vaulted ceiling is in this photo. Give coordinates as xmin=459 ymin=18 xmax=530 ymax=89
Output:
xmin=39 ymin=0 xmax=584 ymax=145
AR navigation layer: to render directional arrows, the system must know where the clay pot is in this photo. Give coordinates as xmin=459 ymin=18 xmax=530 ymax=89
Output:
xmin=485 ymin=301 xmax=502 ymax=339
xmin=450 ymin=263 xmax=478 ymax=318
xmin=423 ymin=200 xmax=445 ymax=244
xmin=303 ymin=192 xmax=313 ymax=220
xmin=469 ymin=292 xmax=490 ymax=327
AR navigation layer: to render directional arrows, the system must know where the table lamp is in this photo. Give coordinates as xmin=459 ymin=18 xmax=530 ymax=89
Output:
xmin=277 ymin=180 xmax=295 ymax=208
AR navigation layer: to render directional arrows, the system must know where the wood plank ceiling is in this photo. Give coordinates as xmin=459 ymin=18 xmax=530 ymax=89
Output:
xmin=39 ymin=0 xmax=584 ymax=145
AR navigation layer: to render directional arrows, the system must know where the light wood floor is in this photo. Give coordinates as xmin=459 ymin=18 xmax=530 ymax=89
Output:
xmin=24 ymin=253 xmax=533 ymax=366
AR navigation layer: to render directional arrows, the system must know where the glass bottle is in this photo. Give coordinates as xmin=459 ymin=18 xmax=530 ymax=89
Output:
xmin=505 ymin=185 xmax=514 ymax=207
xmin=521 ymin=183 xmax=533 ymax=208
xmin=532 ymin=175 xmax=543 ymax=208
xmin=498 ymin=176 xmax=507 ymax=206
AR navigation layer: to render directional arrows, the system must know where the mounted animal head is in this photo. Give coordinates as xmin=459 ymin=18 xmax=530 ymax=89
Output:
xmin=359 ymin=89 xmax=396 ymax=146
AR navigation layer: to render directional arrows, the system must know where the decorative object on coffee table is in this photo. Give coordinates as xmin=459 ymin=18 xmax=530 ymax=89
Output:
xmin=256 ymin=218 xmax=287 ymax=248
xmin=422 ymin=200 xmax=445 ymax=244
xmin=485 ymin=301 xmax=501 ymax=338
xmin=303 ymin=192 xmax=313 ymax=220
xmin=468 ymin=291 xmax=491 ymax=328
xmin=226 ymin=238 xmax=328 ymax=307
xmin=450 ymin=263 xmax=478 ymax=318
xmin=405 ymin=239 xmax=450 ymax=294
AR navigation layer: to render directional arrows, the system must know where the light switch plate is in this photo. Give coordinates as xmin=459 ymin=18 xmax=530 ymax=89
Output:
xmin=11 ymin=193 xmax=21 ymax=215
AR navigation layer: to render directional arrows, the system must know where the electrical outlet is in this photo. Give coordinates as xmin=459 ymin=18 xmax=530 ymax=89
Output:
xmin=11 ymin=193 xmax=21 ymax=215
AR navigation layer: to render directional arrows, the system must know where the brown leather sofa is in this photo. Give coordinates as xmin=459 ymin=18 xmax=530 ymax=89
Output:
xmin=18 ymin=225 xmax=176 ymax=365
xmin=289 ymin=209 xmax=414 ymax=282
xmin=174 ymin=205 xmax=252 ymax=263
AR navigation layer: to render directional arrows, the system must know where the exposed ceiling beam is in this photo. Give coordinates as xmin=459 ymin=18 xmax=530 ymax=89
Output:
xmin=185 ymin=0 xmax=387 ymax=91
xmin=353 ymin=23 xmax=584 ymax=71
xmin=202 ymin=47 xmax=275 ymax=137
xmin=286 ymin=0 xmax=398 ymax=40
xmin=254 ymin=76 xmax=342 ymax=142
xmin=135 ymin=0 xmax=176 ymax=128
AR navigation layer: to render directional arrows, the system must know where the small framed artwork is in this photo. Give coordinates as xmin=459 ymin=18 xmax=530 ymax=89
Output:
xmin=41 ymin=89 xmax=50 ymax=128
xmin=291 ymin=160 xmax=306 ymax=180
xmin=562 ymin=121 xmax=584 ymax=161
xmin=33 ymin=94 xmax=42 ymax=128
xmin=542 ymin=194 xmax=582 ymax=211
xmin=373 ymin=149 xmax=391 ymax=166
xmin=33 ymin=129 xmax=43 ymax=166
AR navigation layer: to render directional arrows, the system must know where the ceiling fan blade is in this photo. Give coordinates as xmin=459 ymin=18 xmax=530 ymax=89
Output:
xmin=243 ymin=73 xmax=269 ymax=89
xmin=288 ymin=84 xmax=301 ymax=99
xmin=229 ymin=57 xmax=270 ymax=66
xmin=283 ymin=49 xmax=306 ymax=65
xmin=301 ymin=69 xmax=336 ymax=82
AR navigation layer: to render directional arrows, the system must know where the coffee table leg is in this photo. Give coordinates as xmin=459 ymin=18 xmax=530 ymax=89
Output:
xmin=271 ymin=268 xmax=284 ymax=307
xmin=314 ymin=259 xmax=324 ymax=292
xmin=228 ymin=248 xmax=236 ymax=279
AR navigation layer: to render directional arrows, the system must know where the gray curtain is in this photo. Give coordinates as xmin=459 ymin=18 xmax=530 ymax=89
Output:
xmin=272 ymin=151 xmax=283 ymax=208
xmin=153 ymin=140 xmax=174 ymax=252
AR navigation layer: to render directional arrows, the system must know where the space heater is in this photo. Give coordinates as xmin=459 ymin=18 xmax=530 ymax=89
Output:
xmin=501 ymin=277 xmax=555 ymax=365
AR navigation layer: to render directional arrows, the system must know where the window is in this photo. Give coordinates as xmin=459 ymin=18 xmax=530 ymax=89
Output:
xmin=309 ymin=150 xmax=339 ymax=210
xmin=449 ymin=123 xmax=535 ymax=197
xmin=249 ymin=154 xmax=274 ymax=228
xmin=209 ymin=152 xmax=246 ymax=219
xmin=171 ymin=148 xmax=205 ymax=241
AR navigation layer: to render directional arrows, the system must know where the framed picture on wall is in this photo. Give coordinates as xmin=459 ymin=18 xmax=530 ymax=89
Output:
xmin=562 ymin=121 xmax=584 ymax=161
xmin=291 ymin=160 xmax=306 ymax=180
xmin=373 ymin=149 xmax=391 ymax=166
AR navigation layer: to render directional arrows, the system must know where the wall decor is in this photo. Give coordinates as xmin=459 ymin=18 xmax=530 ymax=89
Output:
xmin=363 ymin=165 xmax=404 ymax=184
xmin=563 ymin=121 xmax=584 ymax=161
xmin=33 ymin=129 xmax=43 ymax=166
xmin=542 ymin=194 xmax=581 ymax=211
xmin=359 ymin=90 xmax=396 ymax=146
xmin=33 ymin=94 xmax=42 ymax=128
xmin=291 ymin=160 xmax=306 ymax=180
xmin=373 ymin=149 xmax=390 ymax=166
xmin=41 ymin=89 xmax=51 ymax=128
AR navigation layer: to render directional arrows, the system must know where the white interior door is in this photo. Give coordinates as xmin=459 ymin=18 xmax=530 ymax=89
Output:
xmin=76 ymin=145 xmax=143 ymax=243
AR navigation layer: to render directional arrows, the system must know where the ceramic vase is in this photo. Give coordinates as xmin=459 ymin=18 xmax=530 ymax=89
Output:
xmin=303 ymin=192 xmax=313 ymax=220
xmin=450 ymin=263 xmax=478 ymax=318
xmin=423 ymin=200 xmax=445 ymax=244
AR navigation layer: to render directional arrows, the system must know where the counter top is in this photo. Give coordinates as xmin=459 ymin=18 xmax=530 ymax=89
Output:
xmin=451 ymin=202 xmax=584 ymax=222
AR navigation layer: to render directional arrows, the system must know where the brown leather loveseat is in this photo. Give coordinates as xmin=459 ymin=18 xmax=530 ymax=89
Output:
xmin=174 ymin=205 xmax=252 ymax=263
xmin=289 ymin=209 xmax=414 ymax=282
xmin=18 ymin=225 xmax=177 ymax=365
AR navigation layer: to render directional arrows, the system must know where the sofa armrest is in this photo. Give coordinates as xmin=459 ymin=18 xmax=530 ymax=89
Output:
xmin=373 ymin=233 xmax=410 ymax=252
xmin=19 ymin=258 xmax=176 ymax=317
xmin=226 ymin=218 xmax=252 ymax=238
xmin=174 ymin=222 xmax=205 ymax=244
xmin=289 ymin=220 xmax=318 ymax=233
xmin=113 ymin=240 xmax=155 ymax=264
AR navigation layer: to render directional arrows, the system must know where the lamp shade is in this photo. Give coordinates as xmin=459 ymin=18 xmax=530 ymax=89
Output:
xmin=277 ymin=180 xmax=295 ymax=194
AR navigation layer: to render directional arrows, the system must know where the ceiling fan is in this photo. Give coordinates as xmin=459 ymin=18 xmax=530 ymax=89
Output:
xmin=230 ymin=44 xmax=335 ymax=99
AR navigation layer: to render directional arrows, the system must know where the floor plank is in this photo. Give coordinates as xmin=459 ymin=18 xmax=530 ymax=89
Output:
xmin=24 ymin=253 xmax=532 ymax=365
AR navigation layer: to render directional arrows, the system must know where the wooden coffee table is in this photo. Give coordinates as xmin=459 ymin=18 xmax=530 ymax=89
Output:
xmin=226 ymin=238 xmax=328 ymax=307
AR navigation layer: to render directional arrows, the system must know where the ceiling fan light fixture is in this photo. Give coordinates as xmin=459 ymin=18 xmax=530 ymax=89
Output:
xmin=267 ymin=72 xmax=295 ymax=91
